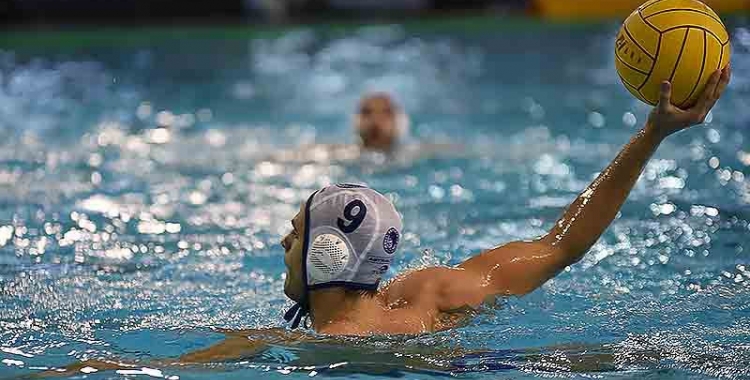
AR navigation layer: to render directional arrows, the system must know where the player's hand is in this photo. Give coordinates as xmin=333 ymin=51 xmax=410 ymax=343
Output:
xmin=648 ymin=65 xmax=731 ymax=137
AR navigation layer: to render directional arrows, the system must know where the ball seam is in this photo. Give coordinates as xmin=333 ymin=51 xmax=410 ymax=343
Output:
xmin=669 ymin=28 xmax=690 ymax=83
xmin=680 ymin=29 xmax=707 ymax=107
xmin=645 ymin=8 xmax=723 ymax=24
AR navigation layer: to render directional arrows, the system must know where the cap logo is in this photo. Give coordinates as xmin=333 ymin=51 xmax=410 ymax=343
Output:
xmin=383 ymin=227 xmax=400 ymax=255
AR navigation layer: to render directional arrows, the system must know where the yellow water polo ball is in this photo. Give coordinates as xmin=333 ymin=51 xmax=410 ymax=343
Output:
xmin=615 ymin=0 xmax=731 ymax=107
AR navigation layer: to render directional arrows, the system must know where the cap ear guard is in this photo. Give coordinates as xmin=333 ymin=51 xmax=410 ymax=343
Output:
xmin=395 ymin=111 xmax=410 ymax=139
xmin=307 ymin=233 xmax=351 ymax=284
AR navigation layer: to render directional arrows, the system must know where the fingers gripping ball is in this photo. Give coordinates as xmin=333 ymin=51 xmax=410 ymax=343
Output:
xmin=615 ymin=0 xmax=731 ymax=107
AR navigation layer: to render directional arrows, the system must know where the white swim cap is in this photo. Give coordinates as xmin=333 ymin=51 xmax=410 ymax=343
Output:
xmin=304 ymin=184 xmax=403 ymax=289
xmin=284 ymin=184 xmax=403 ymax=328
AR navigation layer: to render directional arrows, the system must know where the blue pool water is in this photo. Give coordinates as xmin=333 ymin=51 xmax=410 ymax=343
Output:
xmin=1 ymin=18 xmax=750 ymax=379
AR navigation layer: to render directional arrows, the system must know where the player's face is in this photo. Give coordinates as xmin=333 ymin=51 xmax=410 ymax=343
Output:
xmin=281 ymin=204 xmax=306 ymax=302
xmin=355 ymin=95 xmax=398 ymax=151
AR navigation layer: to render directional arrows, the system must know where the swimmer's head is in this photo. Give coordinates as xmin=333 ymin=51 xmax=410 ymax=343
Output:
xmin=281 ymin=184 xmax=403 ymax=327
xmin=354 ymin=93 xmax=409 ymax=152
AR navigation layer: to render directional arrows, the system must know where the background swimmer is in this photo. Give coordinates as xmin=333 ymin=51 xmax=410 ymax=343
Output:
xmin=272 ymin=91 xmax=463 ymax=165
xmin=353 ymin=92 xmax=409 ymax=152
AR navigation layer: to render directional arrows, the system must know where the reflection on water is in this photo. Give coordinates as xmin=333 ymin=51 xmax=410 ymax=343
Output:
xmin=1 ymin=21 xmax=750 ymax=379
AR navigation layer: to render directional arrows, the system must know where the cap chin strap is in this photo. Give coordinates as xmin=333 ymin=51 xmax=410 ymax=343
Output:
xmin=283 ymin=300 xmax=309 ymax=329
xmin=283 ymin=190 xmax=318 ymax=330
xmin=284 ymin=231 xmax=347 ymax=329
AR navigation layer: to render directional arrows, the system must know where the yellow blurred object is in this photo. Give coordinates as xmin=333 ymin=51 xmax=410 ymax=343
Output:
xmin=614 ymin=0 xmax=731 ymax=107
xmin=533 ymin=0 xmax=749 ymax=19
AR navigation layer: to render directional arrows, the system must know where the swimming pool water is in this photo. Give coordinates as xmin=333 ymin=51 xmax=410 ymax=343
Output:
xmin=1 ymin=18 xmax=749 ymax=379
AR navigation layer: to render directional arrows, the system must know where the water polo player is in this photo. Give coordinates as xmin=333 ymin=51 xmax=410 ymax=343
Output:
xmin=46 ymin=68 xmax=730 ymax=374
xmin=280 ymin=67 xmax=731 ymax=335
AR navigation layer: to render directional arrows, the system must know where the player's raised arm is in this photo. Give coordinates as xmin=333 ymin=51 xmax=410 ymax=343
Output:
xmin=440 ymin=67 xmax=732 ymax=304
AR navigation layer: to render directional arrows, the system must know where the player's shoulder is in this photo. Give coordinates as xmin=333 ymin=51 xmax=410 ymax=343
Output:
xmin=380 ymin=266 xmax=469 ymax=306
